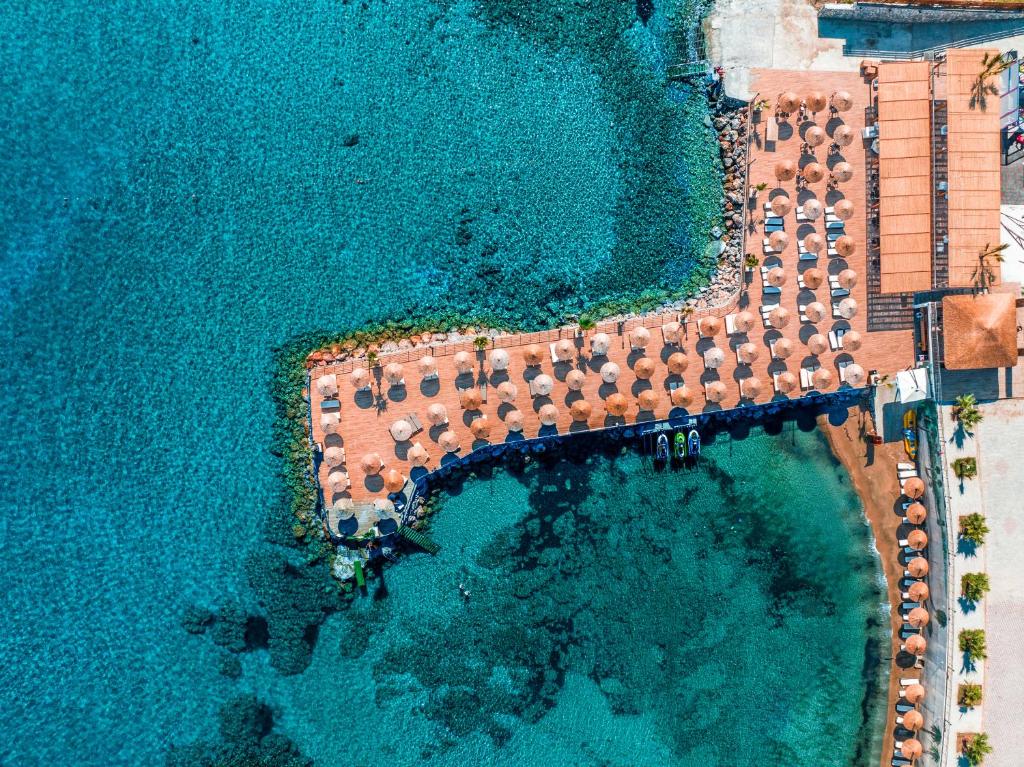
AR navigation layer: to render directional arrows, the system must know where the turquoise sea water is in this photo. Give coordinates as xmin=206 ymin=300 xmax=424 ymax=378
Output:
xmin=0 ymin=1 xmax=886 ymax=765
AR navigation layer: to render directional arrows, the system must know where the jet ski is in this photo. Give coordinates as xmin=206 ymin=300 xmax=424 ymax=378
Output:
xmin=687 ymin=429 xmax=701 ymax=458
xmin=674 ymin=431 xmax=687 ymax=460
xmin=655 ymin=433 xmax=670 ymax=463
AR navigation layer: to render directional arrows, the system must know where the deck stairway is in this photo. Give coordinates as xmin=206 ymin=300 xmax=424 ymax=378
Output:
xmin=399 ymin=525 xmax=441 ymax=555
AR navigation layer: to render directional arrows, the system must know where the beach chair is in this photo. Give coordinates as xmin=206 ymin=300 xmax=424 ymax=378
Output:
xmin=830 ymin=282 xmax=850 ymax=297
xmin=829 ymin=329 xmax=846 ymax=351
xmin=764 ymin=215 xmax=784 ymax=226
xmin=405 ymin=412 xmax=424 ymax=436
xmin=897 ymin=462 xmax=916 ymax=472
xmin=798 ymin=304 xmax=811 ymax=323
xmin=798 ymin=249 xmax=818 ymax=262
xmin=837 ymin=360 xmax=851 ymax=382
xmin=321 ymin=398 xmax=341 ymax=410
xmin=799 ymin=366 xmax=816 ymax=390
xmin=772 ymin=371 xmax=789 ymax=393
xmin=765 ymin=222 xmax=784 ymax=233
xmin=823 ymin=206 xmax=835 ymax=215
xmin=899 ymin=678 xmax=920 ymax=686
xmin=825 ymin=219 xmax=845 ymax=230
xmin=826 ymin=231 xmax=843 ymax=242
xmin=898 ymin=468 xmax=918 ymax=480
xmin=832 ymin=305 xmax=845 ymax=319
xmin=725 ymin=313 xmax=740 ymax=336
xmin=826 ymin=247 xmax=839 ymax=257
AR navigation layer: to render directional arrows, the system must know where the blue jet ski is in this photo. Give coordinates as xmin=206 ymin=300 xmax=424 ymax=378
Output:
xmin=687 ymin=429 xmax=701 ymax=458
xmin=655 ymin=433 xmax=670 ymax=463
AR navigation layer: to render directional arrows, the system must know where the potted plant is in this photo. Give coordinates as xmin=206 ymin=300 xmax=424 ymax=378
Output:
xmin=366 ymin=350 xmax=379 ymax=369
xmin=958 ymin=683 xmax=983 ymax=708
xmin=961 ymin=572 xmax=990 ymax=603
xmin=952 ymin=393 xmax=983 ymax=432
xmin=960 ymin=732 xmax=993 ymax=766
xmin=953 ymin=456 xmax=978 ymax=481
xmin=743 ymin=253 xmax=760 ymax=274
xmin=473 ymin=335 xmax=489 ymax=351
xmin=960 ymin=513 xmax=989 ymax=547
xmin=959 ymin=629 xmax=987 ymax=663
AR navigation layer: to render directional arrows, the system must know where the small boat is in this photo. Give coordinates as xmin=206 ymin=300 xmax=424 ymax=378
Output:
xmin=903 ymin=409 xmax=918 ymax=460
xmin=655 ymin=433 xmax=670 ymax=463
xmin=674 ymin=431 xmax=687 ymax=460
xmin=687 ymin=429 xmax=701 ymax=458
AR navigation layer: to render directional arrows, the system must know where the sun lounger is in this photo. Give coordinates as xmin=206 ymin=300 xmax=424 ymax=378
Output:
xmin=898 ymin=462 xmax=915 ymax=471
xmin=764 ymin=216 xmax=784 ymax=226
xmin=838 ymin=360 xmax=851 ymax=382
xmin=898 ymin=468 xmax=918 ymax=479
xmin=798 ymin=249 xmax=818 ymax=262
xmin=405 ymin=412 xmax=424 ymax=435
xmin=798 ymin=304 xmax=811 ymax=323
xmin=799 ymin=367 xmax=816 ymax=390
xmin=831 ymin=287 xmax=850 ymax=299
xmin=829 ymin=329 xmax=846 ymax=350
xmin=899 ymin=678 xmax=920 ymax=686
xmin=321 ymin=398 xmax=341 ymax=409
xmin=765 ymin=223 xmax=784 ymax=233
xmin=823 ymin=206 xmax=835 ymax=215
xmin=895 ymin=703 xmax=914 ymax=713
xmin=826 ymin=231 xmax=843 ymax=242
xmin=725 ymin=313 xmax=740 ymax=336
xmin=825 ymin=220 xmax=845 ymax=230
xmin=772 ymin=371 xmax=789 ymax=393
xmin=901 ymin=601 xmax=920 ymax=611
xmin=826 ymin=247 xmax=838 ymax=257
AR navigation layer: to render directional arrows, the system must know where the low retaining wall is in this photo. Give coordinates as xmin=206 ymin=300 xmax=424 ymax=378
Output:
xmin=820 ymin=2 xmax=1024 ymax=23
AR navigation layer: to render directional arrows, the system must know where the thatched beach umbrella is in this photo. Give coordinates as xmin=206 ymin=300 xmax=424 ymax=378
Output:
xmin=767 ymin=267 xmax=787 ymax=287
xmin=662 ymin=321 xmax=682 ymax=344
xmin=740 ymin=377 xmax=762 ymax=399
xmin=630 ymin=326 xmax=651 ymax=349
xmin=769 ymin=306 xmax=791 ymax=328
xmin=735 ymin=311 xmax=756 ymax=333
xmin=554 ymin=339 xmax=575 ymax=362
xmin=705 ymin=380 xmax=727 ymax=403
xmin=770 ymin=195 xmax=792 ymax=216
xmin=769 ymin=231 xmax=789 ymax=251
xmin=427 ymin=402 xmax=449 ymax=426
xmin=904 ymin=634 xmax=927 ymax=657
xmin=317 ymin=374 xmax=339 ymax=398
xmin=470 ymin=416 xmax=492 ymax=440
xmin=671 ymin=385 xmax=694 ymax=407
xmin=802 ymin=162 xmax=825 ymax=183
xmin=523 ymin=344 xmax=544 ymax=366
xmin=843 ymin=363 xmax=866 ymax=386
xmin=812 ymin=368 xmax=834 ymax=390
xmin=350 ymin=367 xmax=370 ymax=389
xmin=504 ymin=409 xmax=525 ymax=432
xmin=806 ymin=126 xmax=826 ymax=147
xmin=600 ymin=362 xmax=621 ymax=383
xmin=835 ymin=200 xmax=855 ymax=221
xmin=806 ymin=91 xmax=827 ymax=112
xmin=497 ymin=381 xmax=518 ymax=403
xmin=773 ymin=338 xmax=794 ymax=359
xmin=907 ymin=529 xmax=928 ymax=550
xmin=667 ymin=352 xmax=689 ymax=375
xmin=591 ymin=332 xmax=611 ymax=356
xmin=704 ymin=347 xmax=726 ymax=369
xmin=321 ymin=413 xmax=341 ymax=435
xmin=803 ymin=267 xmax=824 ymax=289
xmin=532 ymin=374 xmax=554 ymax=396
xmin=565 ymin=370 xmax=586 ymax=391
xmin=907 ymin=607 xmax=930 ymax=628
xmin=803 ymin=233 xmax=824 ymax=255
xmin=637 ymin=389 xmax=659 ymax=411
xmin=738 ymin=342 xmax=759 ymax=364
xmin=837 ymin=298 xmax=858 ymax=319
xmin=904 ymin=684 xmax=925 ymax=704
xmin=903 ymin=477 xmax=925 ymax=499
xmin=699 ymin=316 xmax=723 ymax=337
xmin=383 ymin=469 xmax=406 ymax=493
xmin=802 ymin=199 xmax=822 ymax=221
xmin=778 ymin=91 xmax=800 ymax=113
xmin=439 ymin=430 xmax=461 ymax=452
xmin=634 ymin=357 xmax=656 ymax=380
xmin=908 ymin=581 xmax=930 ymax=602
xmin=418 ymin=355 xmax=437 ymax=377
xmin=832 ymin=162 xmax=853 ymax=182
xmin=360 ymin=452 xmax=383 ymax=475
xmin=833 ymin=124 xmax=855 ymax=146
xmin=807 ymin=334 xmax=828 ymax=355
xmin=453 ymin=351 xmax=474 ymax=375
xmin=908 ymin=557 xmax=929 ymax=577
xmin=489 ymin=348 xmax=510 ymax=371
xmin=838 ymin=268 xmax=857 ymax=289
xmin=776 ymin=371 xmax=798 ymax=393
xmin=389 ymin=419 xmax=413 ymax=442
xmin=460 ymin=388 xmax=483 ymax=410
xmin=408 ymin=442 xmax=430 ymax=467
xmin=774 ymin=159 xmax=797 ymax=182
xmin=842 ymin=330 xmax=862 ymax=351
xmin=327 ymin=470 xmax=349 ymax=493
xmin=831 ymin=90 xmax=853 ymax=112
xmin=835 ymin=235 xmax=856 ymax=257
xmin=906 ymin=502 xmax=927 ymax=524
xmin=384 ymin=362 xmax=404 ymax=385
xmin=373 ymin=498 xmax=396 ymax=519
xmin=570 ymin=400 xmax=592 ymax=422
xmin=538 ymin=403 xmax=559 ymax=426
xmin=806 ymin=302 xmax=827 ymax=323
xmin=605 ymin=393 xmax=629 ymax=416
xmin=902 ymin=710 xmax=924 ymax=731
xmin=901 ymin=739 xmax=923 ymax=760
xmin=324 ymin=446 xmax=345 ymax=468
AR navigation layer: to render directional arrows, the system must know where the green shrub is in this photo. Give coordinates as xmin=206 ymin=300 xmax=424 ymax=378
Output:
xmin=961 ymin=573 xmax=990 ymax=603
xmin=959 ymin=683 xmax=983 ymax=708
xmin=962 ymin=732 xmax=992 ymax=765
xmin=953 ymin=456 xmax=978 ymax=480
xmin=960 ymin=629 xmax=987 ymax=662
xmin=960 ymin=514 xmax=990 ymax=546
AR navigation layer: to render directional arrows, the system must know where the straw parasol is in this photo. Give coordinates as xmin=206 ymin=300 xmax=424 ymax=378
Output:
xmin=805 ymin=302 xmax=827 ymax=323
xmin=704 ymin=347 xmax=725 ymax=369
xmin=906 ymin=502 xmax=927 ymax=524
xmin=705 ymin=381 xmax=727 ymax=403
xmin=470 ymin=416 xmax=492 ymax=440
xmin=317 ymin=374 xmax=339 ymax=397
xmin=662 ymin=321 xmax=682 ymax=344
xmin=418 ymin=355 xmax=437 ymax=377
xmin=904 ymin=684 xmax=925 ymax=704
xmin=740 ymin=377 xmax=762 ymax=399
xmin=908 ymin=557 xmax=929 ymax=577
xmin=833 ymin=124 xmax=855 ymax=146
xmin=838 ymin=268 xmax=857 ymax=288
xmin=565 ymin=370 xmax=586 ymax=391
xmin=383 ymin=469 xmax=406 ymax=493
xmin=807 ymin=334 xmax=828 ymax=355
xmin=901 ymin=740 xmax=923 ymax=760
xmin=634 ymin=357 xmax=656 ymax=380
xmin=770 ymin=195 xmax=792 ymax=216
xmin=327 ymin=470 xmax=349 ymax=492
xmin=831 ymin=90 xmax=853 ymax=112
xmin=408 ymin=442 xmax=429 ymax=467
xmin=769 ymin=306 xmax=791 ymax=328
xmin=600 ymin=362 xmax=621 ymax=383
xmin=778 ymin=91 xmax=800 ymax=112
xmin=902 ymin=710 xmax=924 ymax=731
xmin=523 ymin=344 xmax=544 ymax=366
xmin=767 ymin=267 xmax=787 ymax=287
xmin=769 ymin=231 xmax=789 ymax=251
xmin=460 ymin=388 xmax=483 ymax=410
xmin=532 ymin=374 xmax=554 ymax=396
xmin=439 ymin=430 xmax=460 ymax=452
xmin=539 ymin=403 xmax=559 ymax=426
xmin=489 ymin=348 xmax=510 ymax=371
xmin=842 ymin=330 xmax=862 ymax=351
xmin=360 ymin=452 xmax=383 ymax=475
xmin=570 ymin=400 xmax=592 ymax=422
xmin=325 ymin=446 xmax=345 ymax=467
xmin=803 ymin=233 xmax=824 ymax=254
xmin=630 ymin=326 xmax=651 ymax=349
xmin=774 ymin=160 xmax=797 ymax=181
xmin=907 ymin=529 xmax=928 ymax=550
xmin=606 ymin=393 xmax=629 ymax=416
xmin=667 ymin=352 xmax=689 ymax=375
xmin=806 ymin=91 xmax=827 ymax=112
xmin=908 ymin=581 xmax=930 ymax=602
xmin=775 ymin=371 xmax=798 ymax=393
xmin=699 ymin=316 xmax=723 ymax=337
xmin=637 ymin=389 xmax=659 ymax=411
xmin=835 ymin=235 xmax=856 ymax=257
xmin=805 ymin=126 xmax=826 ymax=147
xmin=802 ymin=267 xmax=824 ymax=289
xmin=384 ymin=362 xmax=404 ymax=385
xmin=812 ymin=368 xmax=834 ymax=390
xmin=505 ymin=409 xmax=525 ymax=432
xmin=738 ymin=342 xmax=759 ymax=364
xmin=426 ymin=402 xmax=448 ymax=425
xmin=389 ymin=419 xmax=413 ymax=442
xmin=591 ymin=332 xmax=611 ymax=356
xmin=497 ymin=381 xmax=518 ymax=402
xmin=453 ymin=351 xmax=474 ymax=374
xmin=735 ymin=311 xmax=756 ymax=333
xmin=671 ymin=385 xmax=694 ymax=407
xmin=350 ymin=367 xmax=370 ymax=389
xmin=802 ymin=162 xmax=825 ymax=183
xmin=773 ymin=338 xmax=794 ymax=359
xmin=321 ymin=413 xmax=341 ymax=435
xmin=802 ymin=199 xmax=822 ymax=220
xmin=373 ymin=498 xmax=396 ymax=517
xmin=904 ymin=634 xmax=927 ymax=656
xmin=834 ymin=199 xmax=855 ymax=221
xmin=836 ymin=297 xmax=857 ymax=319
xmin=908 ymin=607 xmax=930 ymax=628
xmin=843 ymin=363 xmax=866 ymax=386
xmin=832 ymin=162 xmax=853 ymax=182
xmin=554 ymin=339 xmax=575 ymax=362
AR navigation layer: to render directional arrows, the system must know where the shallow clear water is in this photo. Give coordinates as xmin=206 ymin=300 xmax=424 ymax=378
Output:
xmin=0 ymin=1 xmax=885 ymax=765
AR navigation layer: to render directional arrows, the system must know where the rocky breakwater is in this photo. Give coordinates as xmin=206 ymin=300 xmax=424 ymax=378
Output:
xmin=704 ymin=104 xmax=749 ymax=308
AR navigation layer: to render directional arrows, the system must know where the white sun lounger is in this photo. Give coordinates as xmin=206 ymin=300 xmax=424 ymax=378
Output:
xmin=898 ymin=468 xmax=918 ymax=479
xmin=799 ymin=366 xmax=817 ymax=390
xmin=899 ymin=678 xmax=920 ymax=686
xmin=838 ymin=360 xmax=851 ymax=382
xmin=825 ymin=220 xmax=845 ymax=230
xmin=798 ymin=249 xmax=818 ymax=262
xmin=725 ymin=313 xmax=740 ymax=336
xmin=772 ymin=371 xmax=789 ymax=393
xmin=829 ymin=329 xmax=846 ymax=350
xmin=827 ymin=247 xmax=838 ymax=257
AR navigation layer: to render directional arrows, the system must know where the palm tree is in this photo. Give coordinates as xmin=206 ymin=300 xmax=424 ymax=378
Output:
xmin=577 ymin=315 xmax=596 ymax=337
xmin=473 ymin=335 xmax=489 ymax=351
xmin=971 ymin=242 xmax=1007 ymax=291
xmin=969 ymin=51 xmax=1008 ymax=111
xmin=366 ymin=350 xmax=378 ymax=368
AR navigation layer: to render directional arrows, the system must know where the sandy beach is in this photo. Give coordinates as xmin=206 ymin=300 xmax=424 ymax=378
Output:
xmin=822 ymin=408 xmax=907 ymax=767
